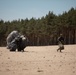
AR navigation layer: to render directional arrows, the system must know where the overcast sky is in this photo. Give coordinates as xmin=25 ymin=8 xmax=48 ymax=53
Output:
xmin=0 ymin=0 xmax=76 ymax=21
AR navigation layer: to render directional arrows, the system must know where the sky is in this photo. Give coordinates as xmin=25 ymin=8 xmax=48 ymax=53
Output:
xmin=0 ymin=0 xmax=76 ymax=21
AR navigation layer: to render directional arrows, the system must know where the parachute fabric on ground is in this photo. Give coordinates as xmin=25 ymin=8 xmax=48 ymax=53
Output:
xmin=9 ymin=37 xmax=18 ymax=51
xmin=6 ymin=30 xmax=20 ymax=49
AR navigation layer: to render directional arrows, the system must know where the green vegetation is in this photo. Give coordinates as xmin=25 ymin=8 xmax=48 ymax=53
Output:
xmin=0 ymin=7 xmax=76 ymax=46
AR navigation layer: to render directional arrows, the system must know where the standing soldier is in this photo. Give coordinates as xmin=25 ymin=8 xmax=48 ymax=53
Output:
xmin=57 ymin=34 xmax=64 ymax=52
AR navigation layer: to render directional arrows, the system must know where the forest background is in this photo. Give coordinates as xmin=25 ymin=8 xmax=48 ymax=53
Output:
xmin=0 ymin=7 xmax=76 ymax=46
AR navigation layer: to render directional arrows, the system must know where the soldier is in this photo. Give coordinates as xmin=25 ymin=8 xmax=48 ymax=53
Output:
xmin=16 ymin=35 xmax=28 ymax=52
xmin=57 ymin=34 xmax=64 ymax=52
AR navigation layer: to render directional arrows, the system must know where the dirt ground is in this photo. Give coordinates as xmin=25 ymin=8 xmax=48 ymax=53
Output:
xmin=0 ymin=45 xmax=76 ymax=75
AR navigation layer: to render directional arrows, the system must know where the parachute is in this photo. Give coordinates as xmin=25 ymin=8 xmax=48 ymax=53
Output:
xmin=6 ymin=31 xmax=28 ymax=51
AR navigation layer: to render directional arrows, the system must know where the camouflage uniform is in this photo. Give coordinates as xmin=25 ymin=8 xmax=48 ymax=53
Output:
xmin=57 ymin=34 xmax=64 ymax=52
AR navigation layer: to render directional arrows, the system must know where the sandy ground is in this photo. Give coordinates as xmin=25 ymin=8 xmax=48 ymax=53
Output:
xmin=0 ymin=45 xmax=76 ymax=75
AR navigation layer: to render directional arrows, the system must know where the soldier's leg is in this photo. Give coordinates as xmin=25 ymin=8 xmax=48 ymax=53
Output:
xmin=57 ymin=47 xmax=60 ymax=52
xmin=57 ymin=44 xmax=60 ymax=52
xmin=60 ymin=49 xmax=62 ymax=52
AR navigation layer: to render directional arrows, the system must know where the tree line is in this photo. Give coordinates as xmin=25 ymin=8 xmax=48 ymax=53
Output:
xmin=0 ymin=7 xmax=76 ymax=46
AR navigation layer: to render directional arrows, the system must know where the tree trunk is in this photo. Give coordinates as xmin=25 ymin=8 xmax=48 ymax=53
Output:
xmin=37 ymin=36 xmax=39 ymax=46
xmin=75 ymin=30 xmax=76 ymax=44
